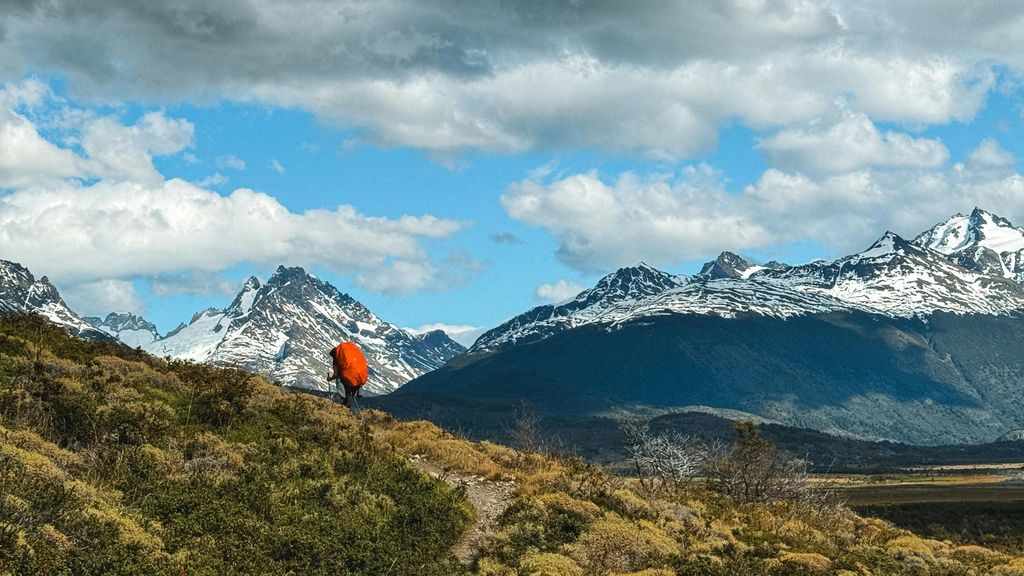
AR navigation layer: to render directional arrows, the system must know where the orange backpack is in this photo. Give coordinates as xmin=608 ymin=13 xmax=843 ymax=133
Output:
xmin=332 ymin=342 xmax=369 ymax=388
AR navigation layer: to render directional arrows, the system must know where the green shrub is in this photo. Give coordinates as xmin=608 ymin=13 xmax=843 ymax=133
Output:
xmin=0 ymin=315 xmax=471 ymax=576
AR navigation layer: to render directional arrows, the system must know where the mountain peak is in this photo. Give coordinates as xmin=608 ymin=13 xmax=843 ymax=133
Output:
xmin=592 ymin=263 xmax=682 ymax=301
xmin=916 ymin=209 xmax=1024 ymax=259
xmin=84 ymin=312 xmax=160 ymax=347
xmin=268 ymin=265 xmax=310 ymax=285
xmin=698 ymin=251 xmax=752 ymax=279
xmin=144 ymin=265 xmax=463 ymax=395
xmin=858 ymin=231 xmax=913 ymax=258
xmin=0 ymin=259 xmax=110 ymax=341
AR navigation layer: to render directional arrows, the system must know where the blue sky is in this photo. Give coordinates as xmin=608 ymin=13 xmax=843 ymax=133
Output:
xmin=2 ymin=2 xmax=1024 ymax=345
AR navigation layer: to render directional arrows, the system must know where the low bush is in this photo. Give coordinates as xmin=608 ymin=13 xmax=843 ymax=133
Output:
xmin=0 ymin=315 xmax=471 ymax=576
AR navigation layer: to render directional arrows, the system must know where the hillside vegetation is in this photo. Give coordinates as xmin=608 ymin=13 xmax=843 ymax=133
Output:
xmin=0 ymin=315 xmax=469 ymax=575
xmin=4 ymin=314 xmax=1024 ymax=575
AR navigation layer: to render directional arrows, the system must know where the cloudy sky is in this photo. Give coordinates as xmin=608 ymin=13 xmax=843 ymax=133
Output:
xmin=3 ymin=1 xmax=1024 ymax=343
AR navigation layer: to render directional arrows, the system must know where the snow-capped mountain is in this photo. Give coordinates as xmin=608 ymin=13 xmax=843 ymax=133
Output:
xmin=915 ymin=207 xmax=1024 ymax=283
xmin=145 ymin=266 xmax=464 ymax=395
xmin=754 ymin=231 xmax=1024 ymax=317
xmin=0 ymin=259 xmax=109 ymax=340
xmin=85 ymin=312 xmax=160 ymax=348
xmin=471 ymin=263 xmax=687 ymax=351
xmin=471 ymin=211 xmax=1024 ymax=352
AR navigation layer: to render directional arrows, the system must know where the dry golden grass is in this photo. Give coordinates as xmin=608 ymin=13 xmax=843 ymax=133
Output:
xmin=360 ymin=409 xmax=1024 ymax=576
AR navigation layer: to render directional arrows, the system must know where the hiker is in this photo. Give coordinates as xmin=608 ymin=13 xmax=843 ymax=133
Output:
xmin=327 ymin=341 xmax=369 ymax=408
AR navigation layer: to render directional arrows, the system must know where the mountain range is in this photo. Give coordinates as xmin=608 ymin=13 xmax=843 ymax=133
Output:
xmin=140 ymin=266 xmax=464 ymax=395
xmin=379 ymin=208 xmax=1024 ymax=445
xmin=7 ymin=207 xmax=1024 ymax=443
xmin=0 ymin=261 xmax=109 ymax=341
xmin=0 ymin=262 xmax=463 ymax=395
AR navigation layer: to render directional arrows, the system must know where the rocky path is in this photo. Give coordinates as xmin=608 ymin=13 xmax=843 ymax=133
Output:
xmin=406 ymin=454 xmax=517 ymax=565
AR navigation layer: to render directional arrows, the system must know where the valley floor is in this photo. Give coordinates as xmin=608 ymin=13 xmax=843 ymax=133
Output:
xmin=835 ymin=465 xmax=1024 ymax=555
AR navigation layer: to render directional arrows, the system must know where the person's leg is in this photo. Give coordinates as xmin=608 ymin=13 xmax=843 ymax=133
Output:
xmin=343 ymin=382 xmax=356 ymax=407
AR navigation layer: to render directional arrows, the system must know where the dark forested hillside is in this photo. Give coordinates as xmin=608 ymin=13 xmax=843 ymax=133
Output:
xmin=381 ymin=312 xmax=1024 ymax=445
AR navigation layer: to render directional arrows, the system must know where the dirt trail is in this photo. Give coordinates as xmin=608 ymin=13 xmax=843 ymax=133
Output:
xmin=406 ymin=453 xmax=517 ymax=565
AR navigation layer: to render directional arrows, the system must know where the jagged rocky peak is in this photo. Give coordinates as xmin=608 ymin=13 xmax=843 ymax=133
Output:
xmin=699 ymin=251 xmax=753 ymax=279
xmin=267 ymin=265 xmax=312 ymax=286
xmin=225 ymin=275 xmax=262 ymax=316
xmin=0 ymin=259 xmax=34 ymax=288
xmin=144 ymin=265 xmax=464 ymax=395
xmin=86 ymin=312 xmax=157 ymax=333
xmin=85 ymin=312 xmax=160 ymax=348
xmin=915 ymin=209 xmax=1024 ymax=282
xmin=190 ymin=307 xmax=222 ymax=325
xmin=589 ymin=262 xmax=684 ymax=301
xmin=916 ymin=207 xmax=1024 ymax=255
xmin=856 ymin=231 xmax=915 ymax=258
xmin=0 ymin=259 xmax=111 ymax=341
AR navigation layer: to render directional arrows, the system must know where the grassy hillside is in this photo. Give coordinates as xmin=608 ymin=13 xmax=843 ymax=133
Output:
xmin=0 ymin=315 xmax=470 ymax=575
xmin=5 ymin=314 xmax=1024 ymax=575
xmin=370 ymin=396 xmax=1024 ymax=474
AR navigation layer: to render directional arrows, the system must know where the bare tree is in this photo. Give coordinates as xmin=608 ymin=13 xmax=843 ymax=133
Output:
xmin=619 ymin=418 xmax=706 ymax=492
xmin=505 ymin=400 xmax=566 ymax=459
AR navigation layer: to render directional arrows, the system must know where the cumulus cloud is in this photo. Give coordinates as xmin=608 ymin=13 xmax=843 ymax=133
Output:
xmin=60 ymin=279 xmax=144 ymax=316
xmin=0 ymin=179 xmax=465 ymax=293
xmin=0 ymin=80 xmax=82 ymax=188
xmin=536 ymin=280 xmax=586 ymax=303
xmin=81 ymin=111 xmax=194 ymax=183
xmin=505 ymin=138 xmax=1024 ymax=271
xmin=0 ymin=1 xmax=1018 ymax=157
xmin=503 ymin=167 xmax=770 ymax=271
xmin=760 ymin=112 xmax=949 ymax=176
xmin=0 ymin=81 xmax=470 ymax=301
xmin=968 ymin=138 xmax=1015 ymax=168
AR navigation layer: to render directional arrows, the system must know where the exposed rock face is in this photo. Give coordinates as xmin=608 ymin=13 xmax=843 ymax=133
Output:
xmin=144 ymin=266 xmax=465 ymax=395
xmin=0 ymin=259 xmax=109 ymax=340
xmin=85 ymin=313 xmax=160 ymax=348
xmin=915 ymin=207 xmax=1024 ymax=282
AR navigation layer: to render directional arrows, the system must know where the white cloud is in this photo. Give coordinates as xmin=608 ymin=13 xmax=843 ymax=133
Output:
xmin=0 ymin=81 xmax=82 ymax=188
xmin=535 ymin=280 xmax=586 ymax=304
xmin=60 ymin=279 xmax=144 ymax=316
xmin=215 ymin=154 xmax=247 ymax=171
xmin=81 ymin=112 xmax=194 ymax=183
xmin=0 ymin=91 xmax=470 ymax=296
xmin=503 ymin=168 xmax=770 ymax=271
xmin=0 ymin=2 xmax=1015 ymax=158
xmin=505 ymin=139 xmax=1024 ymax=271
xmin=270 ymin=159 xmax=285 ymax=174
xmin=194 ymin=172 xmax=228 ymax=187
xmin=968 ymin=138 xmax=1015 ymax=168
xmin=760 ymin=112 xmax=949 ymax=176
xmin=405 ymin=323 xmax=485 ymax=347
xmin=0 ymin=179 xmax=466 ymax=294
